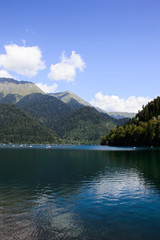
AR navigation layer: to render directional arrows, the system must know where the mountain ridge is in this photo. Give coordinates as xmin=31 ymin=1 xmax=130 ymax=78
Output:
xmin=0 ymin=78 xmax=135 ymax=119
xmin=51 ymin=90 xmax=136 ymax=118
xmin=0 ymin=77 xmax=33 ymax=84
xmin=50 ymin=90 xmax=92 ymax=109
xmin=0 ymin=77 xmax=44 ymax=103
xmin=107 ymin=112 xmax=136 ymax=119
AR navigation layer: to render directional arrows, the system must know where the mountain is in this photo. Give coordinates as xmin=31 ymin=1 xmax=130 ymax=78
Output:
xmin=0 ymin=93 xmax=22 ymax=104
xmin=0 ymin=79 xmax=131 ymax=144
xmin=17 ymin=93 xmax=117 ymax=144
xmin=0 ymin=104 xmax=58 ymax=144
xmin=50 ymin=90 xmax=92 ymax=109
xmin=0 ymin=78 xmax=43 ymax=103
xmin=17 ymin=93 xmax=72 ymax=132
xmin=0 ymin=80 xmax=135 ymax=120
xmin=51 ymin=91 xmax=135 ymax=121
xmin=107 ymin=112 xmax=136 ymax=119
xmin=101 ymin=97 xmax=160 ymax=147
xmin=53 ymin=106 xmax=117 ymax=144
xmin=101 ymin=112 xmax=130 ymax=127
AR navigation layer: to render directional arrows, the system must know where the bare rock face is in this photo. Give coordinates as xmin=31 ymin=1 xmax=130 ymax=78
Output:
xmin=0 ymin=77 xmax=44 ymax=103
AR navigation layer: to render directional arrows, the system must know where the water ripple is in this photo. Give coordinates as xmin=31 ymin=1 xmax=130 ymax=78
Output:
xmin=0 ymin=148 xmax=160 ymax=239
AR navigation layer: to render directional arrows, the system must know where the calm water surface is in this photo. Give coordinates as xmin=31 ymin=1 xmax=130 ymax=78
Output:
xmin=0 ymin=145 xmax=160 ymax=240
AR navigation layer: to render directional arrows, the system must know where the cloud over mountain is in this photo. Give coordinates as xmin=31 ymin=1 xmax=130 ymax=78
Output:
xmin=48 ymin=51 xmax=85 ymax=82
xmin=0 ymin=44 xmax=45 ymax=77
xmin=36 ymin=83 xmax=58 ymax=93
xmin=90 ymin=92 xmax=152 ymax=113
xmin=0 ymin=69 xmax=14 ymax=78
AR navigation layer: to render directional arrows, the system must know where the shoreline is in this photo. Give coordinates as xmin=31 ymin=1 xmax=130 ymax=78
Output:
xmin=0 ymin=143 xmax=159 ymax=151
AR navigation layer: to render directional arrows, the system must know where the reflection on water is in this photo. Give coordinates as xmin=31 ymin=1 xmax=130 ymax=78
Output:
xmin=0 ymin=148 xmax=160 ymax=239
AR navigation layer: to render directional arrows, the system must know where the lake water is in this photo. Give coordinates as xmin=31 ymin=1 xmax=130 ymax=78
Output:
xmin=0 ymin=145 xmax=160 ymax=240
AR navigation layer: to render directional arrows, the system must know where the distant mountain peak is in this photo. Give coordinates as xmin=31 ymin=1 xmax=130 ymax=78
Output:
xmin=51 ymin=90 xmax=92 ymax=109
xmin=65 ymin=90 xmax=72 ymax=94
xmin=51 ymin=90 xmax=135 ymax=119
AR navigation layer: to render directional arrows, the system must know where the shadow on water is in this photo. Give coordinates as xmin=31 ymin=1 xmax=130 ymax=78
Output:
xmin=0 ymin=148 xmax=160 ymax=240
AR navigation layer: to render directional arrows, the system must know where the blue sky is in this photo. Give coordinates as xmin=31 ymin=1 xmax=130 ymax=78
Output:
xmin=0 ymin=0 xmax=159 ymax=112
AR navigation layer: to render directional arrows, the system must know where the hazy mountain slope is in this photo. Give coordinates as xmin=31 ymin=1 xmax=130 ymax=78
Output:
xmin=107 ymin=112 xmax=136 ymax=119
xmin=51 ymin=91 xmax=92 ymax=109
xmin=0 ymin=104 xmax=58 ymax=144
xmin=101 ymin=112 xmax=130 ymax=126
xmin=0 ymin=78 xmax=44 ymax=103
xmin=17 ymin=93 xmax=72 ymax=131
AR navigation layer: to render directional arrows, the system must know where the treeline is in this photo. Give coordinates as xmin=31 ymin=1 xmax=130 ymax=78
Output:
xmin=101 ymin=97 xmax=160 ymax=147
xmin=136 ymin=96 xmax=160 ymax=121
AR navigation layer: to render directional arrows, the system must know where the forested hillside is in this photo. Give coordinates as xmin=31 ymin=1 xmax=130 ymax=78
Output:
xmin=17 ymin=94 xmax=118 ymax=144
xmin=17 ymin=93 xmax=72 ymax=130
xmin=136 ymin=97 xmax=160 ymax=121
xmin=101 ymin=97 xmax=160 ymax=147
xmin=0 ymin=104 xmax=58 ymax=144
xmin=0 ymin=93 xmax=22 ymax=104
xmin=53 ymin=106 xmax=117 ymax=144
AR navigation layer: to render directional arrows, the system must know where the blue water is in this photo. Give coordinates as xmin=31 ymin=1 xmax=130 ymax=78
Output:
xmin=0 ymin=145 xmax=160 ymax=239
xmin=0 ymin=143 xmax=157 ymax=151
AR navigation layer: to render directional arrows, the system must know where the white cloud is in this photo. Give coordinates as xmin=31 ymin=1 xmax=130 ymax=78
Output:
xmin=0 ymin=44 xmax=45 ymax=77
xmin=48 ymin=51 xmax=85 ymax=82
xmin=0 ymin=69 xmax=14 ymax=78
xmin=90 ymin=92 xmax=152 ymax=113
xmin=36 ymin=82 xmax=58 ymax=93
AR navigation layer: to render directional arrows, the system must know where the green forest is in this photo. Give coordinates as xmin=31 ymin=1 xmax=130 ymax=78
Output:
xmin=16 ymin=93 xmax=118 ymax=144
xmin=0 ymin=104 xmax=59 ymax=144
xmin=101 ymin=97 xmax=160 ymax=147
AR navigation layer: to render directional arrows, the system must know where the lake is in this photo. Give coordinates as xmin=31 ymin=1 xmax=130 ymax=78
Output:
xmin=0 ymin=145 xmax=160 ymax=240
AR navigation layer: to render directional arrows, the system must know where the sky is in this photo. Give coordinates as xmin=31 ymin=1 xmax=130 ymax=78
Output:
xmin=0 ymin=0 xmax=159 ymax=112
